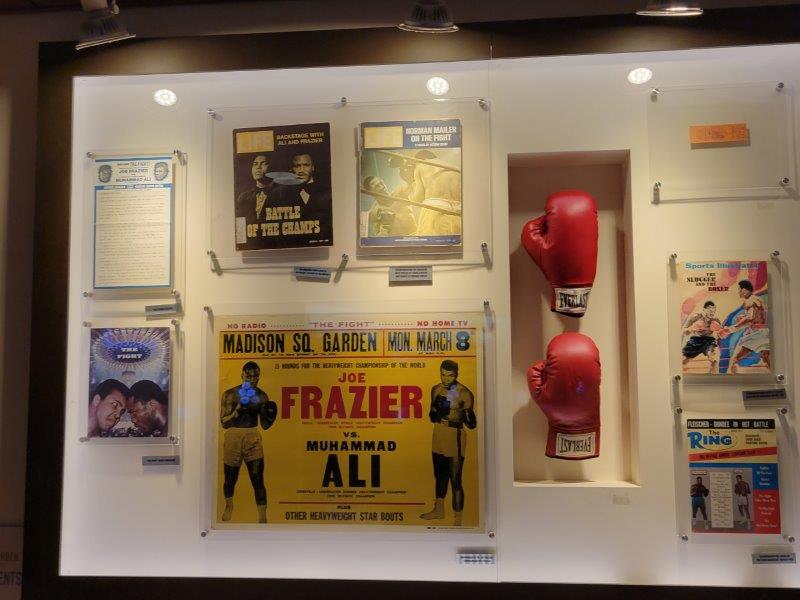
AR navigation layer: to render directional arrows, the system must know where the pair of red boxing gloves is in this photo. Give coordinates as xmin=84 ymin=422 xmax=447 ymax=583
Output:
xmin=521 ymin=190 xmax=601 ymax=460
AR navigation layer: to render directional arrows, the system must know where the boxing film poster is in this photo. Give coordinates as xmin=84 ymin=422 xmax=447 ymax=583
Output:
xmin=232 ymin=122 xmax=333 ymax=251
xmin=213 ymin=313 xmax=484 ymax=530
xmin=358 ymin=119 xmax=462 ymax=248
xmin=677 ymin=260 xmax=771 ymax=375
xmin=88 ymin=327 xmax=171 ymax=439
xmin=687 ymin=418 xmax=780 ymax=534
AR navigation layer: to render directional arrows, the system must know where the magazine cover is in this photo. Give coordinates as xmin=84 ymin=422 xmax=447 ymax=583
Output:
xmin=687 ymin=418 xmax=780 ymax=534
xmin=232 ymin=123 xmax=332 ymax=251
xmin=88 ymin=327 xmax=171 ymax=438
xmin=213 ymin=313 xmax=483 ymax=530
xmin=359 ymin=119 xmax=462 ymax=248
xmin=677 ymin=260 xmax=770 ymax=375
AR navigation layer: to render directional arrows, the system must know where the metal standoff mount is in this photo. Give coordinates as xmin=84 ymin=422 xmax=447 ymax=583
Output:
xmin=171 ymin=289 xmax=180 ymax=297
xmin=776 ymin=373 xmax=786 ymax=383
xmin=203 ymin=306 xmax=212 ymax=315
xmin=780 ymin=177 xmax=790 ymax=186
xmin=340 ymin=97 xmax=347 ymax=106
xmin=488 ymin=530 xmax=495 ymax=539
xmin=669 ymin=252 xmax=678 ymax=262
xmin=777 ymin=407 xmax=788 ymax=415
xmin=673 ymin=374 xmax=681 ymax=382
xmin=478 ymin=98 xmax=489 ymax=110
xmin=169 ymin=435 xmax=180 ymax=444
xmin=777 ymin=82 xmax=785 ymax=91
xmin=207 ymin=108 xmax=217 ymax=118
xmin=82 ymin=291 xmax=92 ymax=298
xmin=650 ymin=88 xmax=660 ymax=101
xmin=82 ymin=321 xmax=91 ymax=328
xmin=680 ymin=534 xmax=689 ymax=542
xmin=785 ymin=534 xmax=796 ymax=543
xmin=675 ymin=407 xmax=683 ymax=415
xmin=771 ymin=250 xmax=781 ymax=258
xmin=200 ymin=530 xmax=209 ymax=538
xmin=79 ymin=436 xmax=89 ymax=443
xmin=86 ymin=151 xmax=96 ymax=159
xmin=654 ymin=181 xmax=662 ymax=191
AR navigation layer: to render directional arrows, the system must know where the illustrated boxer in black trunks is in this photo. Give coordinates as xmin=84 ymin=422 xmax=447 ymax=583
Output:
xmin=420 ymin=359 xmax=476 ymax=526
xmin=220 ymin=361 xmax=277 ymax=523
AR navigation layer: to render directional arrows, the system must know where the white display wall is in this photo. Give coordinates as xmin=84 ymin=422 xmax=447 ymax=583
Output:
xmin=62 ymin=43 xmax=800 ymax=586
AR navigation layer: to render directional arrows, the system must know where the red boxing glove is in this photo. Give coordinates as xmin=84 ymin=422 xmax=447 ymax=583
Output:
xmin=527 ymin=332 xmax=601 ymax=460
xmin=521 ymin=190 xmax=598 ymax=317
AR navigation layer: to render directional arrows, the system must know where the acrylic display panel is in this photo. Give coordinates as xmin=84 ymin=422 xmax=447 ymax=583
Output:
xmin=647 ymin=83 xmax=797 ymax=202
xmin=666 ymin=250 xmax=792 ymax=411
xmin=207 ymin=98 xmax=492 ymax=268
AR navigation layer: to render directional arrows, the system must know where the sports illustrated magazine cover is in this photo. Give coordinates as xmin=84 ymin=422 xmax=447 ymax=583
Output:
xmin=232 ymin=123 xmax=332 ymax=251
xmin=213 ymin=313 xmax=483 ymax=530
xmin=687 ymin=418 xmax=780 ymax=534
xmin=677 ymin=260 xmax=770 ymax=375
xmin=88 ymin=327 xmax=171 ymax=438
xmin=359 ymin=119 xmax=462 ymax=248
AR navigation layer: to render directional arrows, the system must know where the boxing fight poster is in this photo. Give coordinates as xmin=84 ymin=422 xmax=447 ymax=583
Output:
xmin=232 ymin=123 xmax=333 ymax=251
xmin=88 ymin=327 xmax=171 ymax=438
xmin=92 ymin=155 xmax=174 ymax=289
xmin=677 ymin=260 xmax=771 ymax=375
xmin=358 ymin=119 xmax=462 ymax=248
xmin=687 ymin=418 xmax=780 ymax=534
xmin=213 ymin=313 xmax=484 ymax=530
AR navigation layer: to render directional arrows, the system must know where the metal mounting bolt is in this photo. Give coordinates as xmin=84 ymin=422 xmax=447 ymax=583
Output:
xmin=670 ymin=253 xmax=678 ymax=261
xmin=82 ymin=291 xmax=91 ymax=297
xmin=169 ymin=435 xmax=178 ymax=443
xmin=778 ymin=407 xmax=788 ymax=415
xmin=207 ymin=109 xmax=216 ymax=118
xmin=203 ymin=306 xmax=211 ymax=313
xmin=488 ymin=530 xmax=495 ymax=539
xmin=201 ymin=530 xmax=208 ymax=538
xmin=776 ymin=374 xmax=786 ymax=383
xmin=673 ymin=375 xmax=681 ymax=382
xmin=777 ymin=82 xmax=785 ymax=91
xmin=654 ymin=181 xmax=662 ymax=190
xmin=650 ymin=88 xmax=660 ymax=100
xmin=82 ymin=321 xmax=90 ymax=328
xmin=478 ymin=98 xmax=489 ymax=110
xmin=771 ymin=250 xmax=781 ymax=258
xmin=79 ymin=436 xmax=89 ymax=443
xmin=786 ymin=535 xmax=795 ymax=543
xmin=676 ymin=407 xmax=683 ymax=415
xmin=86 ymin=151 xmax=95 ymax=159
xmin=781 ymin=177 xmax=790 ymax=186
xmin=340 ymin=97 xmax=347 ymax=105
xmin=680 ymin=534 xmax=689 ymax=542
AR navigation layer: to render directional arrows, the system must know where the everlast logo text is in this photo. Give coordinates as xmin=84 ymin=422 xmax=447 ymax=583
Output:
xmin=555 ymin=432 xmax=596 ymax=457
xmin=554 ymin=287 xmax=591 ymax=314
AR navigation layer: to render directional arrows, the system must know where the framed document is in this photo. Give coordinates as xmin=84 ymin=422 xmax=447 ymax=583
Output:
xmin=212 ymin=312 xmax=484 ymax=530
xmin=359 ymin=119 xmax=462 ymax=249
xmin=677 ymin=260 xmax=771 ymax=375
xmin=92 ymin=155 xmax=174 ymax=289
xmin=232 ymin=123 xmax=333 ymax=251
xmin=87 ymin=327 xmax=172 ymax=439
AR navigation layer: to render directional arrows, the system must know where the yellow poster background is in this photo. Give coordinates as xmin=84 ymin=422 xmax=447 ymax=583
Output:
xmin=213 ymin=313 xmax=484 ymax=530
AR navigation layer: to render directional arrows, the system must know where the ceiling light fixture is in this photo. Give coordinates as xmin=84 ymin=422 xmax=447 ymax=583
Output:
xmin=76 ymin=0 xmax=135 ymax=50
xmin=426 ymin=76 xmax=450 ymax=96
xmin=636 ymin=1 xmax=703 ymax=16
xmin=398 ymin=0 xmax=459 ymax=33
xmin=153 ymin=89 xmax=177 ymax=107
xmin=627 ymin=67 xmax=653 ymax=85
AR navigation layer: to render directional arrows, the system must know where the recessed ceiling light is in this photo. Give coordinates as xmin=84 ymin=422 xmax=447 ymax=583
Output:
xmin=636 ymin=2 xmax=703 ymax=16
xmin=153 ymin=89 xmax=177 ymax=106
xmin=426 ymin=76 xmax=449 ymax=96
xmin=627 ymin=67 xmax=653 ymax=85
